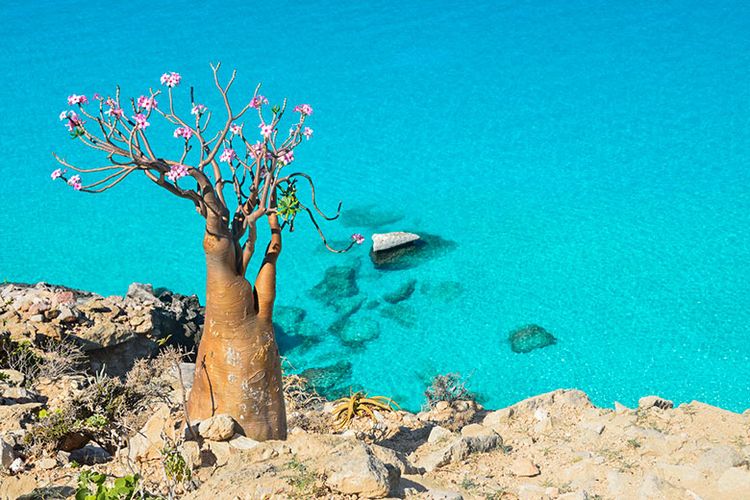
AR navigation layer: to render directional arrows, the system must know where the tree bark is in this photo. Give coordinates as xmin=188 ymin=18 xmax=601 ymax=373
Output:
xmin=186 ymin=225 xmax=287 ymax=440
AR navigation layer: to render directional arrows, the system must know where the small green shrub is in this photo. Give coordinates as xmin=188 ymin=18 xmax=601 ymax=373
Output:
xmin=75 ymin=470 xmax=162 ymax=500
xmin=161 ymin=444 xmax=191 ymax=484
xmin=424 ymin=372 xmax=476 ymax=409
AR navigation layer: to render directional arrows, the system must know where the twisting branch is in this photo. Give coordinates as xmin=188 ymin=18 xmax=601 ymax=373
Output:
xmin=51 ymin=64 xmax=360 ymax=280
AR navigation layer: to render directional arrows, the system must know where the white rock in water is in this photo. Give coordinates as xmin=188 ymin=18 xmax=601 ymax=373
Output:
xmin=371 ymin=232 xmax=420 ymax=252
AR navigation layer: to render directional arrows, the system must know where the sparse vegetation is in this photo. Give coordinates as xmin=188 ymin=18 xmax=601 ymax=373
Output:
xmin=424 ymin=372 xmax=475 ymax=409
xmin=331 ymin=392 xmax=398 ymax=430
xmin=0 ymin=332 xmax=86 ymax=386
xmin=74 ymin=470 xmax=162 ymax=500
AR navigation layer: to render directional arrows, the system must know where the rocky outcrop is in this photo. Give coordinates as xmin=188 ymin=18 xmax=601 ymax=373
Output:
xmin=0 ymin=282 xmax=203 ymax=375
xmin=508 ymin=324 xmax=557 ymax=353
xmin=371 ymin=232 xmax=421 ymax=252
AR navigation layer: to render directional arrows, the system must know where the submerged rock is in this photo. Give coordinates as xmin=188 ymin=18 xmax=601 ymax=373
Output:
xmin=420 ymin=281 xmax=464 ymax=302
xmin=340 ymin=204 xmax=404 ymax=228
xmin=383 ymin=279 xmax=417 ymax=304
xmin=339 ymin=316 xmax=381 ymax=347
xmin=379 ymin=303 xmax=417 ymax=328
xmin=300 ymin=361 xmax=353 ymax=399
xmin=309 ymin=265 xmax=359 ymax=305
xmin=371 ymin=233 xmax=458 ymax=271
xmin=371 ymin=232 xmax=421 ymax=252
xmin=328 ymin=297 xmax=367 ymax=335
xmin=508 ymin=324 xmax=556 ymax=353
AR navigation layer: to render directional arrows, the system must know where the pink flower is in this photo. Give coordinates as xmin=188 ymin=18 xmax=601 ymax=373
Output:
xmin=67 ymin=175 xmax=82 ymax=190
xmin=62 ymin=111 xmax=84 ymax=131
xmin=249 ymin=142 xmax=264 ymax=159
xmin=137 ymin=95 xmax=158 ymax=110
xmin=259 ymin=123 xmax=274 ymax=138
xmin=351 ymin=233 xmax=365 ymax=245
xmin=173 ymin=127 xmax=193 ymax=140
xmin=105 ymin=106 xmax=123 ymax=118
xmin=93 ymin=93 xmax=102 ymax=100
xmin=303 ymin=127 xmax=313 ymax=140
xmin=191 ymin=103 xmax=207 ymax=115
xmin=250 ymin=95 xmax=268 ymax=108
xmin=278 ymin=150 xmax=294 ymax=165
xmin=230 ymin=123 xmax=243 ymax=135
xmin=133 ymin=113 xmax=150 ymax=129
xmin=67 ymin=94 xmax=88 ymax=106
xmin=166 ymin=164 xmax=189 ymax=181
xmin=219 ymin=148 xmax=236 ymax=163
xmin=293 ymin=104 xmax=313 ymax=116
xmin=59 ymin=111 xmax=69 ymax=121
xmin=50 ymin=168 xmax=66 ymax=180
xmin=160 ymin=72 xmax=182 ymax=87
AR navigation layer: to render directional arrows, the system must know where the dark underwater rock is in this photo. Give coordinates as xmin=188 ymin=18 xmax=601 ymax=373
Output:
xmin=300 ymin=360 xmax=353 ymax=399
xmin=338 ymin=316 xmax=381 ymax=348
xmin=508 ymin=324 xmax=557 ymax=353
xmin=370 ymin=233 xmax=458 ymax=271
xmin=383 ymin=279 xmax=417 ymax=304
xmin=328 ymin=296 xmax=367 ymax=335
xmin=309 ymin=265 xmax=359 ymax=305
xmin=419 ymin=280 xmax=464 ymax=302
xmin=378 ymin=303 xmax=417 ymax=328
xmin=274 ymin=306 xmax=307 ymax=331
xmin=340 ymin=204 xmax=404 ymax=228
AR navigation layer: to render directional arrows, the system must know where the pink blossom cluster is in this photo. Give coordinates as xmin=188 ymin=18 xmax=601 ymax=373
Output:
xmin=133 ymin=113 xmax=150 ymax=129
xmin=59 ymin=110 xmax=84 ymax=131
xmin=166 ymin=164 xmax=189 ymax=181
xmin=294 ymin=104 xmax=313 ymax=116
xmin=303 ymin=127 xmax=313 ymax=140
xmin=104 ymin=98 xmax=123 ymax=118
xmin=50 ymin=168 xmax=66 ymax=180
xmin=249 ymin=142 xmax=264 ymax=159
xmin=278 ymin=150 xmax=294 ymax=165
xmin=230 ymin=123 xmax=243 ymax=135
xmin=160 ymin=72 xmax=182 ymax=87
xmin=137 ymin=95 xmax=158 ymax=110
xmin=250 ymin=95 xmax=268 ymax=108
xmin=93 ymin=93 xmax=102 ymax=100
xmin=259 ymin=123 xmax=274 ymax=138
xmin=67 ymin=94 xmax=88 ymax=106
xmin=67 ymin=174 xmax=82 ymax=190
xmin=219 ymin=148 xmax=237 ymax=163
xmin=173 ymin=127 xmax=193 ymax=140
xmin=351 ymin=233 xmax=365 ymax=245
xmin=191 ymin=104 xmax=207 ymax=115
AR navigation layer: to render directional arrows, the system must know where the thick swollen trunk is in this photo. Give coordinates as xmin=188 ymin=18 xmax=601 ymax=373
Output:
xmin=186 ymin=230 xmax=287 ymax=441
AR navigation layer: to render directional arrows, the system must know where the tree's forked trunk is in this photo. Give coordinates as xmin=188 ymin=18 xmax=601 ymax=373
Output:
xmin=186 ymin=219 xmax=287 ymax=441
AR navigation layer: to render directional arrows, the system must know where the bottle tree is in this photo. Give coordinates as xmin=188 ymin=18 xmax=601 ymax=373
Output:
xmin=52 ymin=64 xmax=364 ymax=440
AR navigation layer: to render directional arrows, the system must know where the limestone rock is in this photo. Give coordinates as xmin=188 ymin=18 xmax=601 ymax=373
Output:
xmin=427 ymin=489 xmax=463 ymax=500
xmin=198 ymin=414 xmax=237 ymax=442
xmin=428 ymin=426 xmax=454 ymax=444
xmin=717 ymin=467 xmax=750 ymax=497
xmin=0 ymin=369 xmax=24 ymax=387
xmin=508 ymin=324 xmax=556 ymax=353
xmin=638 ymin=395 xmax=674 ymax=410
xmin=203 ymin=440 xmax=231 ymax=466
xmin=228 ymin=434 xmax=260 ymax=450
xmin=1 ymin=439 xmax=16 ymax=469
xmin=510 ymin=458 xmax=540 ymax=477
xmin=697 ymin=446 xmax=743 ymax=477
xmin=36 ymin=457 xmax=57 ymax=470
xmin=0 ymin=402 xmax=42 ymax=433
xmin=127 ymin=404 xmax=172 ymax=462
xmin=179 ymin=440 xmax=201 ymax=470
xmin=371 ymin=231 xmax=420 ymax=252
xmin=69 ymin=444 xmax=112 ymax=465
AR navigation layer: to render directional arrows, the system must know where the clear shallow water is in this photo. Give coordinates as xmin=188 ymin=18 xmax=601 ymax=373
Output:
xmin=1 ymin=1 xmax=749 ymax=411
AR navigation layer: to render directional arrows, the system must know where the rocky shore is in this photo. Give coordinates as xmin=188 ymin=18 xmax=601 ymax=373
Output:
xmin=1 ymin=282 xmax=749 ymax=499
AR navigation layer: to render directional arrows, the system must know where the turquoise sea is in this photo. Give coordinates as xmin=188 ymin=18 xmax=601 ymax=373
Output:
xmin=1 ymin=1 xmax=749 ymax=412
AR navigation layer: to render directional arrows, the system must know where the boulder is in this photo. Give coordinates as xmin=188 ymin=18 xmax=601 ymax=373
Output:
xmin=371 ymin=232 xmax=420 ymax=252
xmin=414 ymin=424 xmax=502 ymax=472
xmin=510 ymin=458 xmax=541 ymax=477
xmin=338 ymin=316 xmax=381 ymax=347
xmin=508 ymin=324 xmax=556 ymax=353
xmin=300 ymin=361 xmax=353 ymax=399
xmin=1 ymin=439 xmax=16 ymax=469
xmin=69 ymin=444 xmax=112 ymax=465
xmin=638 ymin=395 xmax=674 ymax=410
xmin=428 ymin=426 xmax=454 ymax=444
xmin=198 ymin=414 xmax=237 ymax=442
xmin=309 ymin=265 xmax=359 ymax=304
xmin=383 ymin=279 xmax=417 ymax=304
xmin=127 ymin=404 xmax=173 ymax=462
